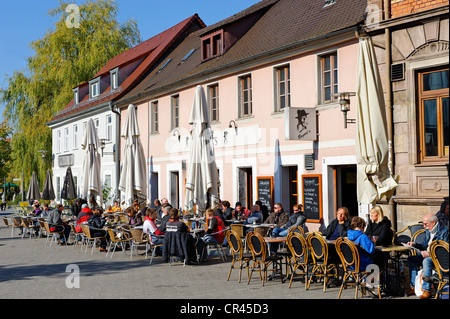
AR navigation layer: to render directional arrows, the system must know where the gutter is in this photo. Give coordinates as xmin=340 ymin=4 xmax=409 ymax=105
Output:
xmin=109 ymin=101 xmax=121 ymax=202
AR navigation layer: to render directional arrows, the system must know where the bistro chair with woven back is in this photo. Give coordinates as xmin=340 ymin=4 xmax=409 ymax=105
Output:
xmin=226 ymin=229 xmax=253 ymax=283
xmin=335 ymin=237 xmax=381 ymax=299
xmin=20 ymin=217 xmax=39 ymax=239
xmin=429 ymin=240 xmax=449 ymax=299
xmin=129 ymin=228 xmax=149 ymax=260
xmin=286 ymin=232 xmax=309 ymax=289
xmin=2 ymin=216 xmax=21 ymax=237
xmin=105 ymin=227 xmax=129 ymax=259
xmin=81 ymin=224 xmax=107 ymax=254
xmin=306 ymin=231 xmax=339 ymax=292
xmin=247 ymin=231 xmax=284 ymax=286
xmin=43 ymin=222 xmax=65 ymax=247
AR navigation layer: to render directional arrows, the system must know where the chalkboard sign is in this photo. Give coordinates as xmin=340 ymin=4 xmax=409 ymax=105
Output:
xmin=257 ymin=177 xmax=273 ymax=213
xmin=301 ymin=174 xmax=322 ymax=223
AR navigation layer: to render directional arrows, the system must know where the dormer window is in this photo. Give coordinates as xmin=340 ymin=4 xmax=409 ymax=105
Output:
xmin=201 ymin=30 xmax=224 ymax=61
xmin=110 ymin=68 xmax=119 ymax=91
xmin=73 ymin=88 xmax=79 ymax=106
xmin=89 ymin=77 xmax=100 ymax=99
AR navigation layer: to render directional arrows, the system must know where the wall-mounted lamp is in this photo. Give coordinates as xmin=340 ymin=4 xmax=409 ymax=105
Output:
xmin=38 ymin=150 xmax=47 ymax=164
xmin=333 ymin=92 xmax=356 ymax=128
xmin=228 ymin=120 xmax=238 ymax=133
xmin=173 ymin=129 xmax=181 ymax=142
xmin=99 ymin=139 xmax=116 ymax=157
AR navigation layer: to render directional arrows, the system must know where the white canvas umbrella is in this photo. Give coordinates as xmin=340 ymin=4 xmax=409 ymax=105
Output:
xmin=355 ymin=37 xmax=398 ymax=204
xmin=81 ymin=118 xmax=103 ymax=204
xmin=118 ymin=104 xmax=147 ymax=206
xmin=185 ymin=85 xmax=220 ymax=215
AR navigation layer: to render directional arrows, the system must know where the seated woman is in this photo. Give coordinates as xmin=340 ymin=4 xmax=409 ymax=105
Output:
xmin=365 ymin=205 xmax=393 ymax=247
xmin=347 ymin=217 xmax=376 ymax=271
xmin=143 ymin=208 xmax=165 ymax=248
xmin=322 ymin=207 xmax=351 ymax=240
xmin=233 ymin=202 xmax=250 ymax=221
xmin=126 ymin=206 xmax=143 ymax=227
xmin=87 ymin=208 xmax=109 ymax=252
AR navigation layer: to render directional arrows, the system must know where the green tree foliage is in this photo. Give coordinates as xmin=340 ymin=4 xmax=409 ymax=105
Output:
xmin=0 ymin=121 xmax=12 ymax=181
xmin=1 ymin=0 xmax=141 ymax=187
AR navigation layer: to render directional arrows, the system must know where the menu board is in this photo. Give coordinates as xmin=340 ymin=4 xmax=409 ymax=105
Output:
xmin=301 ymin=174 xmax=322 ymax=223
xmin=257 ymin=176 xmax=273 ymax=213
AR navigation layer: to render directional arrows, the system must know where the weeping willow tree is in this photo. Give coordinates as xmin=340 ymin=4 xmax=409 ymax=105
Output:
xmin=1 ymin=0 xmax=141 ymax=189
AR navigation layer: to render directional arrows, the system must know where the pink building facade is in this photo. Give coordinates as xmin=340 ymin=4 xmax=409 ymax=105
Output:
xmin=116 ymin=0 xmax=370 ymax=229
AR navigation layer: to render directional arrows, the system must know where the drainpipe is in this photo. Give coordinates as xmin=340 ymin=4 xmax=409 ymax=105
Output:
xmin=110 ymin=101 xmax=121 ymax=202
xmin=384 ymin=0 xmax=397 ymax=230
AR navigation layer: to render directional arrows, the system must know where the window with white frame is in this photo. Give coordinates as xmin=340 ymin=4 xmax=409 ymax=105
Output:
xmin=73 ymin=88 xmax=79 ymax=106
xmin=64 ymin=127 xmax=69 ymax=151
xmin=151 ymin=101 xmax=159 ymax=134
xmin=320 ymin=52 xmax=338 ymax=104
xmin=57 ymin=130 xmax=61 ymax=153
xmin=274 ymin=64 xmax=291 ymax=112
xmin=238 ymin=74 xmax=252 ymax=118
xmin=208 ymin=84 xmax=219 ymax=122
xmin=110 ymin=68 xmax=118 ymax=91
xmin=106 ymin=115 xmax=112 ymax=142
xmin=89 ymin=77 xmax=100 ymax=99
xmin=73 ymin=124 xmax=78 ymax=149
xmin=171 ymin=95 xmax=180 ymax=129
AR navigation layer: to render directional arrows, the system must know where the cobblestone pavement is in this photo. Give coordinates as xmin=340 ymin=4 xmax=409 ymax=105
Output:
xmin=0 ymin=208 xmax=418 ymax=312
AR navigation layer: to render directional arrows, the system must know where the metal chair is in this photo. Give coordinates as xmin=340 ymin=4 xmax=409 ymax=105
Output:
xmin=335 ymin=237 xmax=381 ymax=299
xmin=199 ymin=227 xmax=230 ymax=262
xmin=81 ymin=224 xmax=107 ymax=254
xmin=106 ymin=228 xmax=129 ymax=258
xmin=2 ymin=216 xmax=21 ymax=237
xmin=306 ymin=232 xmax=339 ymax=292
xmin=145 ymin=232 xmax=164 ymax=265
xmin=20 ymin=217 xmax=39 ymax=239
xmin=286 ymin=232 xmax=309 ymax=289
xmin=429 ymin=240 xmax=449 ymax=299
xmin=226 ymin=229 xmax=252 ymax=283
xmin=43 ymin=222 xmax=65 ymax=247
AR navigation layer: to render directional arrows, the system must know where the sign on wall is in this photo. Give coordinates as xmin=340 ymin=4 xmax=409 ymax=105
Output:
xmin=284 ymin=107 xmax=317 ymax=141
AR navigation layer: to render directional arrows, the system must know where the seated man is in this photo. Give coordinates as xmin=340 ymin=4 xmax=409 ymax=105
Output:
xmin=197 ymin=208 xmax=226 ymax=262
xmin=270 ymin=204 xmax=306 ymax=253
xmin=162 ymin=208 xmax=197 ymax=264
xmin=143 ymin=208 xmax=165 ymax=252
xmin=46 ymin=204 xmax=71 ymax=244
xmin=406 ymin=213 xmax=449 ymax=299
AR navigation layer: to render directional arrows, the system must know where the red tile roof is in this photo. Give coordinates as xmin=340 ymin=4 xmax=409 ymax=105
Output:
xmin=48 ymin=14 xmax=206 ymax=124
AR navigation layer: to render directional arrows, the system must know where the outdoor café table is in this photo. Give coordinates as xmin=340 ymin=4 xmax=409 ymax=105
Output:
xmin=261 ymin=236 xmax=288 ymax=282
xmin=376 ymin=245 xmax=412 ymax=296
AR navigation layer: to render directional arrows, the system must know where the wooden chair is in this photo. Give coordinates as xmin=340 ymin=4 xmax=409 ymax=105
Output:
xmin=129 ymin=228 xmax=149 ymax=259
xmin=226 ymin=229 xmax=253 ymax=283
xmin=43 ymin=222 xmax=65 ymax=247
xmin=429 ymin=240 xmax=449 ymax=299
xmin=286 ymin=232 xmax=309 ymax=289
xmin=306 ymin=232 xmax=339 ymax=292
xmin=247 ymin=231 xmax=284 ymax=286
xmin=81 ymin=224 xmax=107 ymax=254
xmin=335 ymin=237 xmax=381 ymax=299
xmin=106 ymin=228 xmax=129 ymax=258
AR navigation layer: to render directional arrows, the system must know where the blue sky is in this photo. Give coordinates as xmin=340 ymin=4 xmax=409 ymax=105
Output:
xmin=0 ymin=0 xmax=261 ymax=121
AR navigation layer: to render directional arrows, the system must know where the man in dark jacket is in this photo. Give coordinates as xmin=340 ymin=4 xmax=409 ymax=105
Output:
xmin=270 ymin=204 xmax=306 ymax=253
xmin=264 ymin=203 xmax=289 ymax=228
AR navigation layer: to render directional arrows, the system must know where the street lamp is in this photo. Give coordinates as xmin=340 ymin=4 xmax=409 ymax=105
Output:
xmin=99 ymin=139 xmax=116 ymax=157
xmin=38 ymin=150 xmax=47 ymax=164
xmin=333 ymin=92 xmax=356 ymax=128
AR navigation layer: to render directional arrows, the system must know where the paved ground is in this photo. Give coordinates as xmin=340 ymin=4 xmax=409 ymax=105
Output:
xmin=0 ymin=207 xmax=423 ymax=313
